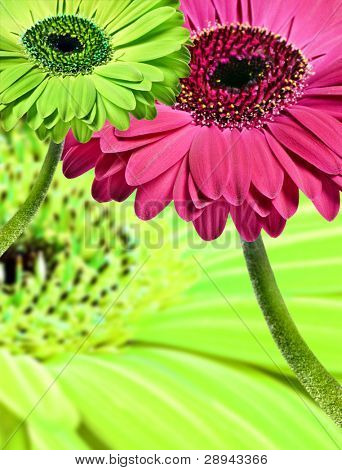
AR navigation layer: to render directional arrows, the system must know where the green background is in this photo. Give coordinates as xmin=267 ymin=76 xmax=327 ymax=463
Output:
xmin=0 ymin=125 xmax=341 ymax=450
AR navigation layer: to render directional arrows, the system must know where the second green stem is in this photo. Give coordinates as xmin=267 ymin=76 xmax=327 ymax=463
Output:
xmin=0 ymin=140 xmax=63 ymax=258
xmin=242 ymin=236 xmax=342 ymax=426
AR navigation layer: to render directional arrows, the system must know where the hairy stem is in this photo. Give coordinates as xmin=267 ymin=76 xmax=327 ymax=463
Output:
xmin=0 ymin=140 xmax=63 ymax=257
xmin=242 ymin=235 xmax=342 ymax=426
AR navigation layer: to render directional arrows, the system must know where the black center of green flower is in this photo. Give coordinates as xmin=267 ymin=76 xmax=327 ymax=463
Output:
xmin=21 ymin=14 xmax=112 ymax=76
xmin=210 ymin=57 xmax=267 ymax=90
xmin=0 ymin=238 xmax=58 ymax=285
xmin=48 ymin=33 xmax=84 ymax=53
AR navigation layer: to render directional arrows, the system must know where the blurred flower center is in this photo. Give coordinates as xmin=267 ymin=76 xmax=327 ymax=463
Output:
xmin=21 ymin=15 xmax=112 ymax=76
xmin=0 ymin=239 xmax=58 ymax=285
xmin=0 ymin=124 xmax=195 ymax=363
xmin=0 ymin=230 xmax=136 ymax=360
xmin=175 ymin=23 xmax=311 ymax=129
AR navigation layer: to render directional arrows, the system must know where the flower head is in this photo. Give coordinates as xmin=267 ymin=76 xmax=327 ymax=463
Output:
xmin=0 ymin=0 xmax=190 ymax=142
xmin=0 ymin=123 xmax=195 ymax=360
xmin=63 ymin=0 xmax=342 ymax=240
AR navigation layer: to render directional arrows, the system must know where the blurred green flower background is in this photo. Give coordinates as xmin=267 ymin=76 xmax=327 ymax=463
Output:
xmin=0 ymin=124 xmax=341 ymax=450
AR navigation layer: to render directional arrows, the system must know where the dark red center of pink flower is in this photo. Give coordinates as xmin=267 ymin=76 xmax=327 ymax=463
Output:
xmin=175 ymin=23 xmax=311 ymax=130
xmin=210 ymin=56 xmax=267 ymax=90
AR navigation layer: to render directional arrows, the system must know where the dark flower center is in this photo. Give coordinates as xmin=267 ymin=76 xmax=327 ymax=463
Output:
xmin=175 ymin=23 xmax=311 ymax=130
xmin=210 ymin=57 xmax=267 ymax=90
xmin=0 ymin=238 xmax=59 ymax=286
xmin=22 ymin=14 xmax=113 ymax=76
xmin=48 ymin=33 xmax=84 ymax=53
xmin=0 ymin=227 xmax=137 ymax=359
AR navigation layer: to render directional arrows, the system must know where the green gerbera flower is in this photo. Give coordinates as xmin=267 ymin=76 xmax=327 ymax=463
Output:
xmin=0 ymin=123 xmax=194 ymax=361
xmin=0 ymin=0 xmax=190 ymax=143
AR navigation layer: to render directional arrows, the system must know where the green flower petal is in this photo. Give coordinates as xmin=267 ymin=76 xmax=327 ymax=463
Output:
xmin=96 ymin=63 xmax=143 ymax=82
xmin=144 ymin=105 xmax=158 ymax=120
xmin=151 ymin=83 xmax=176 ymax=105
xmin=36 ymin=122 xmax=49 ymax=141
xmin=111 ymin=7 xmax=176 ymax=48
xmin=123 ymin=62 xmax=164 ymax=82
xmin=12 ymin=80 xmax=48 ymax=120
xmin=82 ymin=104 xmax=97 ymax=126
xmin=0 ymin=63 xmax=35 ymax=95
xmin=92 ymin=75 xmax=136 ymax=111
xmin=102 ymin=97 xmax=130 ymax=131
xmin=135 ymin=91 xmax=155 ymax=107
xmin=71 ymin=119 xmax=92 ymax=143
xmin=43 ymin=110 xmax=60 ymax=130
xmin=1 ymin=104 xmax=18 ymax=132
xmin=131 ymin=100 xmax=150 ymax=120
xmin=114 ymin=78 xmax=152 ymax=92
xmin=36 ymin=78 xmax=60 ymax=119
xmin=26 ymin=105 xmax=44 ymax=130
xmin=89 ymin=95 xmax=106 ymax=132
xmin=71 ymin=76 xmax=97 ymax=119
xmin=0 ymin=57 xmax=28 ymax=71
xmin=0 ymin=51 xmax=24 ymax=59
xmin=57 ymin=77 xmax=75 ymax=122
xmin=1 ymin=71 xmax=47 ymax=104
xmin=114 ymin=40 xmax=182 ymax=62
xmin=108 ymin=0 xmax=174 ymax=33
xmin=51 ymin=120 xmax=71 ymax=144
xmin=89 ymin=0 xmax=131 ymax=28
xmin=154 ymin=57 xmax=190 ymax=79
xmin=0 ymin=33 xmax=23 ymax=52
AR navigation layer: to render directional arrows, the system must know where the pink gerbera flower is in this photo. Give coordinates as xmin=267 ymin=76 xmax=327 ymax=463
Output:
xmin=63 ymin=0 xmax=342 ymax=241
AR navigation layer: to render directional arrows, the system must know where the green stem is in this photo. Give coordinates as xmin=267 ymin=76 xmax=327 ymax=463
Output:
xmin=242 ymin=235 xmax=342 ymax=426
xmin=0 ymin=140 xmax=63 ymax=257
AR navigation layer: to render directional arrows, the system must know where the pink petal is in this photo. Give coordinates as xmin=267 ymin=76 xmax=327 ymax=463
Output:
xmin=249 ymin=129 xmax=284 ymax=199
xmin=193 ymin=200 xmax=230 ymax=241
xmin=93 ymin=121 xmax=111 ymax=138
xmin=299 ymin=96 xmax=342 ymax=120
xmin=101 ymin=133 xmax=167 ymax=153
xmin=173 ymin=157 xmax=203 ymax=222
xmin=268 ymin=118 xmax=341 ymax=175
xmin=312 ymin=179 xmax=340 ymax=221
xmin=91 ymin=178 xmax=111 ymax=203
xmin=287 ymin=106 xmax=342 ymax=156
xmin=251 ymin=0 xmax=300 ymax=40
xmin=223 ymin=129 xmax=252 ymax=205
xmin=230 ymin=203 xmax=261 ymax=243
xmin=304 ymin=86 xmax=342 ymax=97
xmin=246 ymin=186 xmax=272 ymax=217
xmin=332 ymin=175 xmax=342 ymax=189
xmin=63 ymin=130 xmax=79 ymax=156
xmin=272 ymin=174 xmax=299 ymax=219
xmin=188 ymin=174 xmax=212 ymax=209
xmin=181 ymin=0 xmax=216 ymax=29
xmin=63 ymin=140 xmax=101 ymax=179
xmin=100 ymin=125 xmax=166 ymax=153
xmin=303 ymin=16 xmax=342 ymax=59
xmin=308 ymin=58 xmax=342 ymax=88
xmin=210 ymin=0 xmax=232 ymax=23
xmin=189 ymin=125 xmax=229 ymax=200
xmin=134 ymin=162 xmax=181 ymax=220
xmin=115 ymin=105 xmax=192 ymax=138
xmin=265 ymin=131 xmax=323 ymax=200
xmin=109 ymin=170 xmax=136 ymax=202
xmin=126 ymin=125 xmax=197 ymax=186
xmin=260 ymin=208 xmax=286 ymax=238
xmin=95 ymin=153 xmax=128 ymax=181
xmin=286 ymin=0 xmax=341 ymax=50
